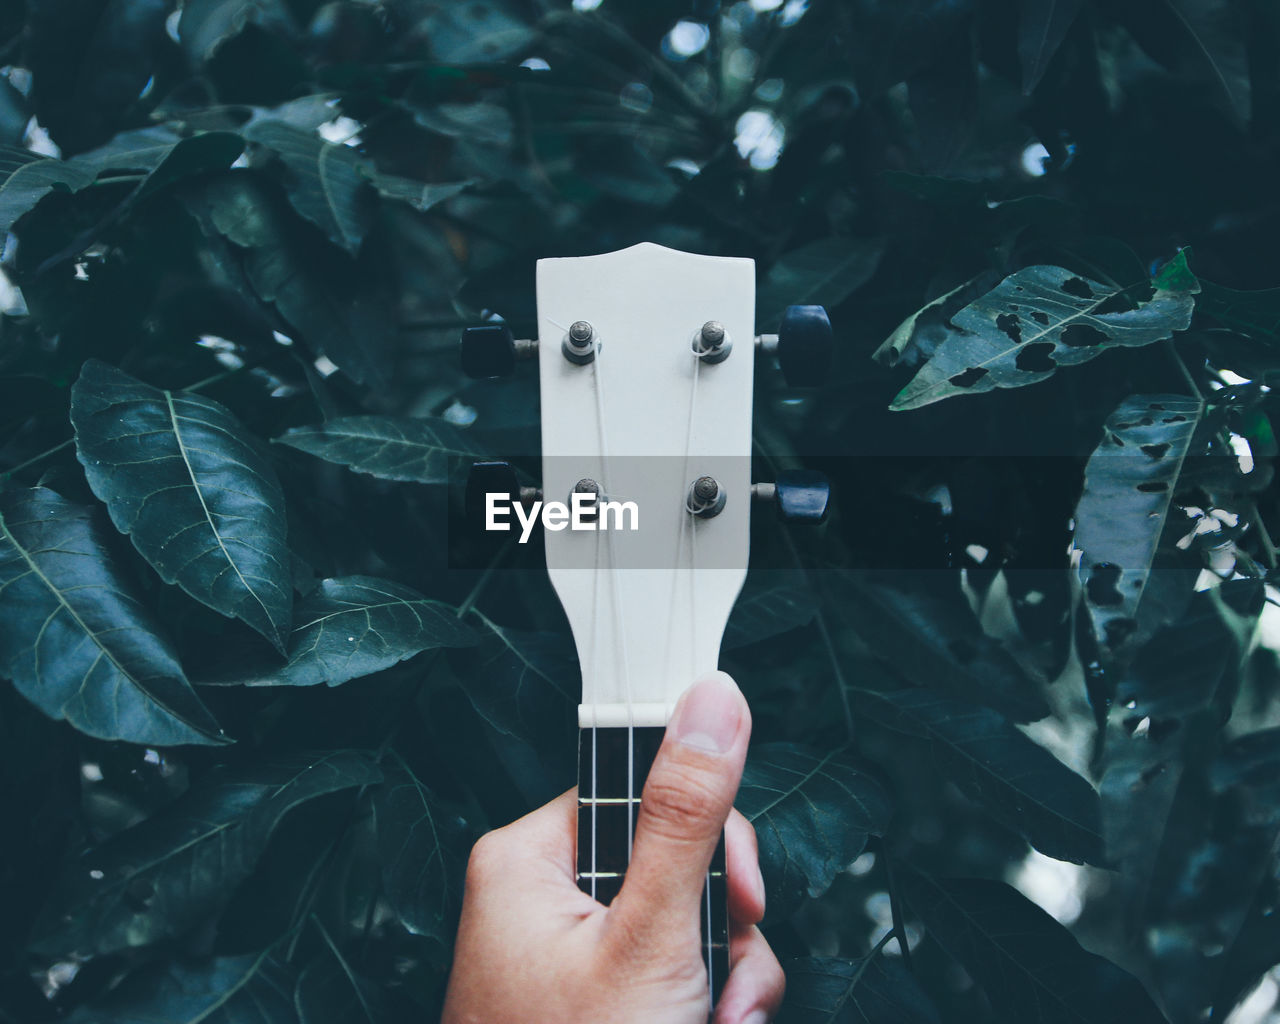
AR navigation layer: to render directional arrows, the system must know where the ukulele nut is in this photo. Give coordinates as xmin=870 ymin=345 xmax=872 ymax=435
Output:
xmin=687 ymin=475 xmax=727 ymax=518
xmin=563 ymin=321 xmax=597 ymax=364
xmin=693 ymin=320 xmax=732 ymax=364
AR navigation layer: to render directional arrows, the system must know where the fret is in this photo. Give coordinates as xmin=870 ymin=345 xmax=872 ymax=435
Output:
xmin=576 ymin=797 xmax=642 ymax=805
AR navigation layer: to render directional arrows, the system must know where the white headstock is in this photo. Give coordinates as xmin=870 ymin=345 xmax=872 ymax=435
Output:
xmin=535 ymin=243 xmax=755 ymax=728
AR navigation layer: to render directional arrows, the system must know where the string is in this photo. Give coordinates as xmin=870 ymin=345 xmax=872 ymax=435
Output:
xmin=587 ymin=333 xmax=638 ymax=866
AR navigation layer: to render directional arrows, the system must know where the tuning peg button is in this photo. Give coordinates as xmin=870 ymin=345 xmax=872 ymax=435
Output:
xmin=461 ymin=325 xmax=538 ymax=378
xmin=753 ymin=469 xmax=830 ymax=524
xmin=755 ymin=305 xmax=832 ymax=387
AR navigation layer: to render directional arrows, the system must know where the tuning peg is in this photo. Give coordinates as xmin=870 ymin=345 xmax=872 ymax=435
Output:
xmin=755 ymin=305 xmax=832 ymax=387
xmin=460 ymin=324 xmax=538 ymax=378
xmin=465 ymin=461 xmax=540 ymax=522
xmin=752 ymin=470 xmax=830 ymax=524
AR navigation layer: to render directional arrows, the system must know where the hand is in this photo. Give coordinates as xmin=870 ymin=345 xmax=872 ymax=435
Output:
xmin=441 ymin=672 xmax=785 ymax=1024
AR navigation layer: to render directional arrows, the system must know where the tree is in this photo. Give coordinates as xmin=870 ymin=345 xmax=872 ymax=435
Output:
xmin=0 ymin=0 xmax=1278 ymax=1021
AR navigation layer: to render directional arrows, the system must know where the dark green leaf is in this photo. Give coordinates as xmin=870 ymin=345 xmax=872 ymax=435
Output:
xmin=218 ymin=577 xmax=476 ymax=687
xmin=855 ymin=688 xmax=1105 ymax=864
xmin=1212 ymin=722 xmax=1280 ymax=828
xmin=244 ymin=118 xmax=373 ymax=254
xmin=0 ymin=127 xmax=243 ymax=235
xmin=457 ymin=615 xmax=577 ymax=745
xmin=872 ymin=274 xmax=996 ymax=369
xmin=25 ymin=0 xmax=169 ymax=154
xmin=178 ymin=0 xmax=297 ymax=63
xmin=71 ymin=359 xmax=293 ymax=654
xmin=33 ymin=751 xmax=381 ymax=956
xmin=1074 ymin=393 xmax=1203 ymax=664
xmin=723 ymin=574 xmax=817 ymax=650
xmin=0 ymin=487 xmax=223 ymax=746
xmin=1019 ymin=0 xmax=1086 ymax=93
xmin=737 ymin=743 xmax=891 ymax=921
xmin=295 ymin=945 xmax=384 ymax=1024
xmin=898 ymin=870 xmax=1168 ymax=1024
xmin=275 ymin=416 xmax=482 ymax=484
xmin=67 ymin=950 xmax=297 ymax=1024
xmin=756 ymin=237 xmax=884 ymax=329
xmin=184 ymin=175 xmax=397 ymax=389
xmin=373 ymin=756 xmax=470 ymax=942
xmin=836 ymin=574 xmax=1050 ymax=722
xmin=366 ymin=174 xmax=472 ymax=213
xmin=890 ymin=257 xmax=1199 ymax=410
xmin=779 ymin=955 xmax=941 ymax=1024
xmin=1198 ymin=279 xmax=1280 ymax=343
xmin=412 ymin=0 xmax=534 ymax=62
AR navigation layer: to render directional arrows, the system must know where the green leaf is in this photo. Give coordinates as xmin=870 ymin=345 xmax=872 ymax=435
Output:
xmin=0 ymin=486 xmax=224 ymax=746
xmin=366 ymin=174 xmax=473 ymax=213
xmin=736 ymin=743 xmax=891 ymax=921
xmin=33 ymin=751 xmax=382 ymax=956
xmin=854 ymin=688 xmax=1105 ymax=864
xmin=779 ymin=955 xmax=941 ymax=1024
xmin=1019 ymin=0 xmax=1086 ymax=93
xmin=1074 ymin=394 xmax=1203 ymax=663
xmin=457 ymin=615 xmax=577 ymax=744
xmin=244 ymin=118 xmax=373 ymax=255
xmin=178 ymin=0 xmax=297 ymax=63
xmin=275 ymin=416 xmax=482 ymax=484
xmin=897 ymin=869 xmax=1168 ymax=1024
xmin=219 ymin=577 xmax=476 ymax=687
xmin=71 ymin=359 xmax=293 ymax=654
xmin=67 ymin=950 xmax=297 ymax=1024
xmin=723 ymin=574 xmax=817 ymax=650
xmin=836 ymin=574 xmax=1050 ymax=722
xmin=184 ymin=175 xmax=397 ymax=389
xmin=872 ymin=274 xmax=995 ymax=369
xmin=1198 ymin=279 xmax=1280 ymax=343
xmin=295 ymin=945 xmax=384 ymax=1024
xmin=890 ymin=259 xmax=1199 ymax=410
xmin=756 ymin=237 xmax=884 ymax=329
xmin=0 ymin=127 xmax=243 ymax=235
xmin=373 ymin=756 xmax=470 ymax=942
xmin=412 ymin=0 xmax=535 ymax=63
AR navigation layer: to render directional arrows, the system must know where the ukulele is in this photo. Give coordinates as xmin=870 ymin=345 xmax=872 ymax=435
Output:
xmin=461 ymin=242 xmax=831 ymax=1005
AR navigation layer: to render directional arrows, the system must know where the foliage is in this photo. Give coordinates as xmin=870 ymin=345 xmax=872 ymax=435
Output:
xmin=0 ymin=0 xmax=1277 ymax=1022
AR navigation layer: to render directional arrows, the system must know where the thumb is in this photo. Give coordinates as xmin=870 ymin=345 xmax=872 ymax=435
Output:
xmin=610 ymin=672 xmax=750 ymax=941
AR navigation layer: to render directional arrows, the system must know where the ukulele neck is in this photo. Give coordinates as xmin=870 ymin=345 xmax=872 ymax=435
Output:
xmin=576 ymin=724 xmax=730 ymax=1000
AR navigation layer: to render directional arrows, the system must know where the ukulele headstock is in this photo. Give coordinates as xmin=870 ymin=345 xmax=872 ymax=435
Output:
xmin=462 ymin=242 xmax=832 ymax=728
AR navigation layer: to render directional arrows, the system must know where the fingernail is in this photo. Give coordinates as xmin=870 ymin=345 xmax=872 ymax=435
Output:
xmin=670 ymin=672 xmax=742 ymax=754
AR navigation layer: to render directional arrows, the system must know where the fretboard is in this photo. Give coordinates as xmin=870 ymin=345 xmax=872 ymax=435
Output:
xmin=576 ymin=726 xmax=730 ymax=1003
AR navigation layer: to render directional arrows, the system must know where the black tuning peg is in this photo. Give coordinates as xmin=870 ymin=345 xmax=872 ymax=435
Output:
xmin=753 ymin=470 xmax=830 ymax=524
xmin=464 ymin=461 xmax=540 ymax=523
xmin=756 ymin=305 xmax=832 ymax=387
xmin=460 ymin=325 xmax=538 ymax=379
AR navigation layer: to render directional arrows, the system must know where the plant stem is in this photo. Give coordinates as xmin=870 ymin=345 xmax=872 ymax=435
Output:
xmin=1165 ymin=339 xmax=1205 ymax=404
xmin=878 ymin=841 xmax=914 ymax=970
xmin=1248 ymin=500 xmax=1278 ymax=570
xmin=849 ymin=929 xmax=897 ymax=991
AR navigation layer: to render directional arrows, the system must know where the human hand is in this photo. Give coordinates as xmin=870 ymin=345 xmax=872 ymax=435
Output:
xmin=441 ymin=672 xmax=785 ymax=1024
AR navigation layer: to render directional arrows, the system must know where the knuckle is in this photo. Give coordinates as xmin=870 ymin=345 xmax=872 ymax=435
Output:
xmin=464 ymin=828 xmax=507 ymax=885
xmin=641 ymin=761 xmax=727 ymax=842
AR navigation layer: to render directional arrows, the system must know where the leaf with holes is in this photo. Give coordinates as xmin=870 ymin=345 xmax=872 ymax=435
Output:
xmin=373 ymin=756 xmax=470 ymax=942
xmin=736 ymin=743 xmax=890 ymax=922
xmin=66 ymin=950 xmax=297 ymax=1024
xmin=897 ymin=870 xmax=1168 ymax=1024
xmin=779 ymin=956 xmax=941 ymax=1024
xmin=217 ymin=577 xmax=476 ymax=687
xmin=1019 ymin=0 xmax=1086 ymax=93
xmin=854 ymin=687 xmax=1105 ymax=864
xmin=32 ymin=751 xmax=381 ymax=956
xmin=890 ymin=256 xmax=1199 ymax=411
xmin=1074 ymin=394 xmax=1203 ymax=664
xmin=71 ymin=359 xmax=293 ymax=653
xmin=0 ymin=487 xmax=224 ymax=746
xmin=275 ymin=416 xmax=483 ymax=484
xmin=244 ymin=118 xmax=373 ymax=254
xmin=873 ymin=273 xmax=997 ymax=369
